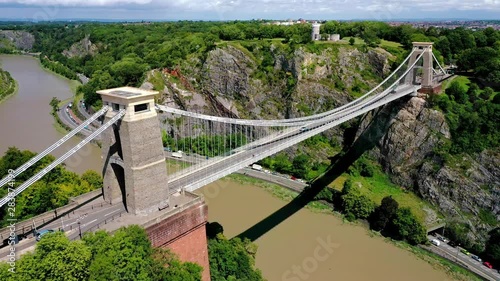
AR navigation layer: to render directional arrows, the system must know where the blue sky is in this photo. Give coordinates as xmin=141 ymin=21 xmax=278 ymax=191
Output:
xmin=0 ymin=0 xmax=499 ymax=21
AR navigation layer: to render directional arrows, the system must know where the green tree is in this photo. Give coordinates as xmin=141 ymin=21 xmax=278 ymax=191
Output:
xmin=208 ymin=234 xmax=265 ymax=281
xmin=387 ymin=208 xmax=427 ymax=245
xmin=49 ymin=97 xmax=60 ymax=113
xmin=81 ymin=170 xmax=103 ymax=189
xmin=480 ymin=87 xmax=495 ymax=100
xmin=349 ymin=37 xmax=355 ymax=45
xmin=341 ymin=185 xmax=375 ymax=220
xmin=484 ymin=227 xmax=500 ymax=268
xmin=446 ymin=80 xmax=468 ymax=104
xmin=16 ymin=232 xmax=92 ymax=281
xmin=370 ymin=196 xmax=399 ymax=231
xmin=292 ymin=154 xmax=310 ymax=179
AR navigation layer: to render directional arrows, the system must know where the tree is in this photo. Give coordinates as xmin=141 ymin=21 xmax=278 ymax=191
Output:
xmin=387 ymin=208 xmax=427 ymax=245
xmin=292 ymin=154 xmax=310 ymax=179
xmin=208 ymin=234 xmax=265 ymax=281
xmin=15 ymin=232 xmax=92 ymax=281
xmin=484 ymin=228 xmax=500 ymax=268
xmin=349 ymin=37 xmax=355 ymax=45
xmin=49 ymin=97 xmax=60 ymax=113
xmin=446 ymin=81 xmax=468 ymax=104
xmin=81 ymin=170 xmax=103 ymax=189
xmin=480 ymin=87 xmax=495 ymax=100
xmin=370 ymin=196 xmax=399 ymax=231
xmin=341 ymin=184 xmax=375 ymax=220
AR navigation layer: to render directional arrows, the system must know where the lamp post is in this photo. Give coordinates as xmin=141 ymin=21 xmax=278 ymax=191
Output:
xmin=78 ymin=221 xmax=82 ymax=239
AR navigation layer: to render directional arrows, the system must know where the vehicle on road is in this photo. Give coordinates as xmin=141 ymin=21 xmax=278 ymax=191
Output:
xmin=460 ymin=248 xmax=471 ymax=256
xmin=437 ymin=235 xmax=449 ymax=243
xmin=430 ymin=239 xmax=440 ymax=246
xmin=251 ymin=164 xmax=262 ymax=171
xmin=471 ymin=255 xmax=482 ymax=262
xmin=483 ymin=261 xmax=493 ymax=269
xmin=172 ymin=151 xmax=183 ymax=158
xmin=448 ymin=241 xmax=457 ymax=247
xmin=300 ymin=126 xmax=308 ymax=132
xmin=35 ymin=229 xmax=55 ymax=241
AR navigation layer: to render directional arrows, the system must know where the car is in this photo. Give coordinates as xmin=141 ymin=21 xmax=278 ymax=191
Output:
xmin=35 ymin=229 xmax=55 ymax=241
xmin=470 ymin=255 xmax=482 ymax=262
xmin=300 ymin=126 xmax=308 ymax=132
xmin=460 ymin=248 xmax=471 ymax=256
xmin=448 ymin=241 xmax=457 ymax=247
xmin=483 ymin=261 xmax=493 ymax=269
xmin=437 ymin=235 xmax=449 ymax=243
xmin=430 ymin=239 xmax=440 ymax=246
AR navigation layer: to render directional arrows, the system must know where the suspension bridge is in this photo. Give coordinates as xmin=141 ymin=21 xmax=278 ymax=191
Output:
xmin=0 ymin=42 xmax=447 ymax=237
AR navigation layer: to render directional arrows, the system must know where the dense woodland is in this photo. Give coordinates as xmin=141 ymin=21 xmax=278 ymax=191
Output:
xmin=0 ymin=148 xmax=102 ymax=227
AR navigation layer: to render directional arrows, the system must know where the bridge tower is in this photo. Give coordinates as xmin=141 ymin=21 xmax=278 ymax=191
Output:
xmin=406 ymin=42 xmax=440 ymax=94
xmin=98 ymin=87 xmax=169 ymax=215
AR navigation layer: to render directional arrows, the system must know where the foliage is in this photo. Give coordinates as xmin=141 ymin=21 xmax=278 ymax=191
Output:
xmin=0 ymin=148 xmax=102 ymax=227
xmin=429 ymin=80 xmax=500 ymax=154
xmin=341 ymin=183 xmax=375 ymax=220
xmin=0 ymin=226 xmax=202 ymax=281
xmin=162 ymin=130 xmax=247 ymax=157
xmin=0 ymin=68 xmax=16 ymax=101
xmin=208 ymin=233 xmax=265 ymax=281
xmin=387 ymin=208 xmax=427 ymax=245
xmin=369 ymin=196 xmax=399 ymax=231
xmin=484 ymin=228 xmax=500 ymax=268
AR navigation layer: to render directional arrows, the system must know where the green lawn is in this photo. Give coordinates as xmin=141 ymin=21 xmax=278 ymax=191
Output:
xmin=379 ymin=39 xmax=402 ymax=48
xmin=329 ymin=169 xmax=439 ymax=224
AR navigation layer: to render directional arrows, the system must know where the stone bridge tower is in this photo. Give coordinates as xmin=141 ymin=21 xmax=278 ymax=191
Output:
xmin=98 ymin=87 xmax=170 ymax=215
xmin=406 ymin=42 xmax=440 ymax=94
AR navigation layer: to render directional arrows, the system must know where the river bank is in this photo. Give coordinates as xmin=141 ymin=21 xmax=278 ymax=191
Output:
xmin=0 ymin=67 xmax=18 ymax=104
xmin=0 ymin=55 xmax=101 ymax=174
xmin=219 ymin=174 xmax=483 ymax=281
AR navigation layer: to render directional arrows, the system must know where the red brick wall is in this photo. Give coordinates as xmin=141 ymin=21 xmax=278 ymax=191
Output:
xmin=145 ymin=201 xmax=211 ymax=281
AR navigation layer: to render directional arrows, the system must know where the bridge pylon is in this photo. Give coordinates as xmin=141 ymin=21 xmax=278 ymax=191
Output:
xmin=98 ymin=87 xmax=170 ymax=215
xmin=406 ymin=42 xmax=441 ymax=94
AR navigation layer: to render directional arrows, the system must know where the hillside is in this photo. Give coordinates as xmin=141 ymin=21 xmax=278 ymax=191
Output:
xmin=1 ymin=21 xmax=498 ymax=252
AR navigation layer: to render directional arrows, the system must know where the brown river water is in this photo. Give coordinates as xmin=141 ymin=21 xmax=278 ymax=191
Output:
xmin=0 ymin=55 xmax=101 ymax=174
xmin=1 ymin=55 xmax=454 ymax=281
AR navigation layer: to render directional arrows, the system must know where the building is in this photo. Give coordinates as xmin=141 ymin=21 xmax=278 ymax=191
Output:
xmin=329 ymin=34 xmax=340 ymax=42
xmin=311 ymin=23 xmax=321 ymax=41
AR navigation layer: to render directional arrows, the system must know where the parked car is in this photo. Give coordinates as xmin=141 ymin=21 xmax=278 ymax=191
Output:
xmin=471 ymin=255 xmax=482 ymax=262
xmin=483 ymin=261 xmax=493 ymax=269
xmin=35 ymin=229 xmax=55 ymax=241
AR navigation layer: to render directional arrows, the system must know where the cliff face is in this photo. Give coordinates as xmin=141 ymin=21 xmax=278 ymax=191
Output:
xmin=146 ymin=42 xmax=499 ymax=242
xmin=357 ymin=96 xmax=499 ymax=242
xmin=0 ymin=30 xmax=35 ymax=50
xmin=62 ymin=35 xmax=98 ymax=58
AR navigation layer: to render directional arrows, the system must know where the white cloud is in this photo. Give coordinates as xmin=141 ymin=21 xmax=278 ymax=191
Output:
xmin=0 ymin=0 xmax=152 ymax=6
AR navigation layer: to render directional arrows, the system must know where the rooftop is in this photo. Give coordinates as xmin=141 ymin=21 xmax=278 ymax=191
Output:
xmin=97 ymin=86 xmax=159 ymax=100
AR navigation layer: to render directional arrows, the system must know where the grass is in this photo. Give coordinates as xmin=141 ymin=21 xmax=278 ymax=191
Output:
xmin=165 ymin=159 xmax=191 ymax=174
xmin=338 ymin=37 xmax=364 ymax=45
xmin=379 ymin=39 xmax=402 ymax=48
xmin=329 ymin=169 xmax=438 ymax=224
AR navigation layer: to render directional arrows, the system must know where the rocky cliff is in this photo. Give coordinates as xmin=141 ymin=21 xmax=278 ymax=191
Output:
xmin=357 ymin=96 xmax=499 ymax=243
xmin=0 ymin=30 xmax=35 ymax=50
xmin=146 ymin=42 xmax=499 ymax=243
xmin=62 ymin=35 xmax=98 ymax=58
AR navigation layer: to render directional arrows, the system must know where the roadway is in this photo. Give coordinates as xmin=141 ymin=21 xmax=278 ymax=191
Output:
xmin=427 ymin=235 xmax=500 ymax=281
xmin=0 ymin=201 xmax=125 ymax=261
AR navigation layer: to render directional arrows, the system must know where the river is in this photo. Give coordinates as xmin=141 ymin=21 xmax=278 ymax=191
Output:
xmin=198 ymin=181 xmax=454 ymax=281
xmin=1 ymin=55 xmax=454 ymax=281
xmin=0 ymin=55 xmax=101 ymax=174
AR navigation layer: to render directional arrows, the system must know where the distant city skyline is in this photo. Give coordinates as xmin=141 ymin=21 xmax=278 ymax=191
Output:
xmin=0 ymin=0 xmax=499 ymax=22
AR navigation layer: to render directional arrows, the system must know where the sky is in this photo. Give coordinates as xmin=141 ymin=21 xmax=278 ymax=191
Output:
xmin=0 ymin=0 xmax=499 ymax=21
